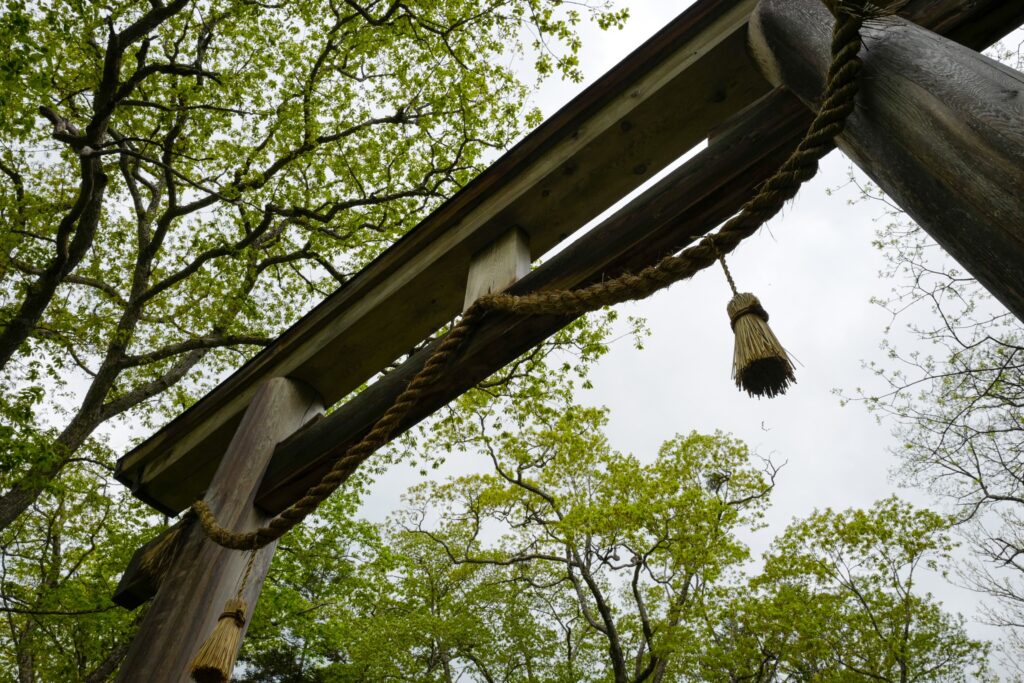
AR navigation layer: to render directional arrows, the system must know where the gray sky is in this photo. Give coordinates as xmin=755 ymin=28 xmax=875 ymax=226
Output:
xmin=362 ymin=0 xmax=1020 ymax=671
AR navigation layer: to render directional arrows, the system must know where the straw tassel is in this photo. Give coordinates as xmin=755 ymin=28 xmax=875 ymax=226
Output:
xmin=711 ymin=249 xmax=795 ymax=398
xmin=189 ymin=597 xmax=247 ymax=683
xmin=727 ymin=292 xmax=796 ymax=398
xmin=189 ymin=547 xmax=258 ymax=683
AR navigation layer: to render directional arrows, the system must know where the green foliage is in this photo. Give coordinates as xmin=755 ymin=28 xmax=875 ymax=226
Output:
xmin=240 ymin=308 xmax=648 ymax=681
xmin=239 ymin=377 xmax=989 ymax=682
xmin=0 ymin=457 xmax=154 ymax=682
xmin=403 ymin=425 xmax=775 ymax=681
xmin=1 ymin=0 xmax=628 ymax=447
xmin=842 ymin=39 xmax=1024 ymax=667
xmin=0 ymin=0 xmax=628 ymax=677
xmin=238 ymin=485 xmax=384 ymax=682
xmin=701 ymin=498 xmax=991 ymax=682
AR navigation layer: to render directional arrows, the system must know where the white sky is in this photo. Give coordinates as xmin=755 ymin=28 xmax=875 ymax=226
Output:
xmin=361 ymin=1 xmax=1020 ymax=673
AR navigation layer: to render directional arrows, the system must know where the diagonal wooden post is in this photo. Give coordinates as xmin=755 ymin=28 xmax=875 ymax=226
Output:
xmin=116 ymin=377 xmax=323 ymax=682
xmin=748 ymin=0 xmax=1024 ymax=320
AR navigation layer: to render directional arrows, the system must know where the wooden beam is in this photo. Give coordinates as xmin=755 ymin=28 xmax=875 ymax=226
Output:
xmin=904 ymin=0 xmax=1024 ymax=50
xmin=256 ymin=0 xmax=1024 ymax=513
xmin=115 ymin=1 xmax=1024 ymax=605
xmin=115 ymin=378 xmax=322 ymax=682
xmin=255 ymin=88 xmax=813 ymax=514
xmin=114 ymin=0 xmax=766 ymax=514
xmin=464 ymin=229 xmax=531 ymax=311
xmin=114 ymin=89 xmax=811 ymax=603
xmin=116 ymin=0 xmax=1024 ymax=519
xmin=749 ymin=0 xmax=1024 ymax=321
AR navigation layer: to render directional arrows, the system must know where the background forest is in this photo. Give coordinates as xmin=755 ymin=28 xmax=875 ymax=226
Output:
xmin=0 ymin=0 xmax=1021 ymax=680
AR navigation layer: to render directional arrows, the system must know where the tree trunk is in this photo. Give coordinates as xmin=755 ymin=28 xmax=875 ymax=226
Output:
xmin=748 ymin=0 xmax=1024 ymax=320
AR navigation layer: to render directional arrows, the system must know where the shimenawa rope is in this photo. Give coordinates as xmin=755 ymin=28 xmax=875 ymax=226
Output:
xmin=188 ymin=0 xmax=874 ymax=552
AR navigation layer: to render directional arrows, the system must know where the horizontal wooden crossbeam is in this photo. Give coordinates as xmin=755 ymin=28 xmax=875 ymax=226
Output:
xmin=114 ymin=0 xmax=1024 ymax=517
xmin=115 ymin=89 xmax=810 ymax=607
xmin=115 ymin=0 xmax=767 ymax=513
xmin=113 ymin=0 xmax=1024 ymax=600
xmin=255 ymin=88 xmax=811 ymax=513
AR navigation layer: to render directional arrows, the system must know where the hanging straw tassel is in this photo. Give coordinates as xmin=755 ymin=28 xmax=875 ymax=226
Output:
xmin=710 ymin=248 xmax=795 ymax=398
xmin=189 ymin=597 xmax=247 ymax=683
xmin=189 ymin=548 xmax=258 ymax=683
xmin=727 ymin=291 xmax=796 ymax=398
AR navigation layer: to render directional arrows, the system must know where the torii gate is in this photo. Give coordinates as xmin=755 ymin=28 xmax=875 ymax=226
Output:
xmin=110 ymin=0 xmax=1024 ymax=679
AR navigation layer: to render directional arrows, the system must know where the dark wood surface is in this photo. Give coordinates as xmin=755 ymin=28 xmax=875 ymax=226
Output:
xmin=750 ymin=0 xmax=1024 ymax=321
xmin=255 ymin=89 xmax=814 ymax=513
xmin=115 ymin=378 xmax=322 ymax=682
xmin=115 ymin=0 xmax=766 ymax=514
xmin=111 ymin=530 xmax=165 ymax=609
xmin=115 ymin=0 xmax=1024 ymax=605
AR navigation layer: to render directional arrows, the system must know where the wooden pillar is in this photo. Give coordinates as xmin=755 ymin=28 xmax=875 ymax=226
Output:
xmin=116 ymin=378 xmax=323 ymax=682
xmin=748 ymin=0 xmax=1024 ymax=320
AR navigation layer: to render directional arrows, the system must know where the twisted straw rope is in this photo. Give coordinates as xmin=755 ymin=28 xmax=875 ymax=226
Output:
xmin=194 ymin=2 xmax=870 ymax=551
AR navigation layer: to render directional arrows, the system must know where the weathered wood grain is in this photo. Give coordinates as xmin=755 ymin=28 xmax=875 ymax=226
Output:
xmin=255 ymin=89 xmax=813 ymax=514
xmin=115 ymin=378 xmax=322 ymax=682
xmin=464 ymin=229 xmax=531 ymax=311
xmin=115 ymin=0 xmax=764 ymax=514
xmin=749 ymin=0 xmax=1024 ymax=320
xmin=900 ymin=0 xmax=1024 ymax=50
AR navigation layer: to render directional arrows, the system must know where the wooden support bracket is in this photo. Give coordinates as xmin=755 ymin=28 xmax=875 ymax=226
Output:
xmin=464 ymin=228 xmax=531 ymax=311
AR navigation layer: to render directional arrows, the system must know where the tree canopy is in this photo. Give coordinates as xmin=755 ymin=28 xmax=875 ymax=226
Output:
xmin=0 ymin=0 xmax=1012 ymax=680
xmin=0 ymin=0 xmax=628 ymax=677
xmin=0 ymin=0 xmax=628 ymax=528
xmin=238 ymin=364 xmax=990 ymax=681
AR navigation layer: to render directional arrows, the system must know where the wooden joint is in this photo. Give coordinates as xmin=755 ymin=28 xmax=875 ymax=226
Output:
xmin=463 ymin=228 xmax=531 ymax=311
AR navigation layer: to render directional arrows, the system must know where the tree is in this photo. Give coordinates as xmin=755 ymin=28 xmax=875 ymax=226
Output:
xmin=0 ymin=460 xmax=153 ymax=682
xmin=0 ymin=0 xmax=627 ymax=531
xmin=244 ymin=491 xmax=592 ymax=682
xmin=700 ymin=498 xmax=992 ymax=682
xmin=365 ymin=331 xmax=781 ymax=683
xmin=239 ymin=311 xmax=645 ymax=682
xmin=401 ymin=424 xmax=778 ymax=683
xmin=235 ymin=482 xmax=383 ymax=682
xmin=0 ymin=0 xmax=628 ymax=677
xmin=236 ymin=382 xmax=991 ymax=681
xmin=845 ymin=38 xmax=1024 ymax=671
xmin=226 ymin=297 xmax=992 ymax=682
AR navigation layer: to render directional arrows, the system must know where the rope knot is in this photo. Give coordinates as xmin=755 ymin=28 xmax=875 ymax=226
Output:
xmin=218 ymin=608 xmax=245 ymax=627
xmin=727 ymin=294 xmax=769 ymax=330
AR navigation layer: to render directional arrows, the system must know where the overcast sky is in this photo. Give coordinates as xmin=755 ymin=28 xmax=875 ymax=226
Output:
xmin=360 ymin=1 xmax=1021 ymax=670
